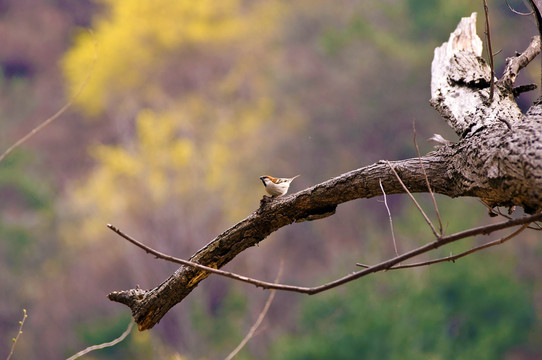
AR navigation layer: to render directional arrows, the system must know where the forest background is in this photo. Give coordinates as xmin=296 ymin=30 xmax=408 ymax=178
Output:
xmin=1 ymin=0 xmax=541 ymax=359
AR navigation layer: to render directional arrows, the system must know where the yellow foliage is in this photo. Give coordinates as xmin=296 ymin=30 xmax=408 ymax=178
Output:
xmin=67 ymin=90 xmax=292 ymax=242
xmin=62 ymin=0 xmax=279 ymax=115
xmin=171 ymin=140 xmax=193 ymax=168
xmin=205 ymin=97 xmax=273 ymax=188
xmin=62 ymin=0 xmax=301 ymax=243
xmin=91 ymin=145 xmax=141 ymax=177
xmin=68 ymin=110 xmax=195 ymax=235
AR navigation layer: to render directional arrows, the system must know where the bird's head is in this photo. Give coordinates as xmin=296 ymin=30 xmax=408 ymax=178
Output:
xmin=259 ymin=175 xmax=276 ymax=186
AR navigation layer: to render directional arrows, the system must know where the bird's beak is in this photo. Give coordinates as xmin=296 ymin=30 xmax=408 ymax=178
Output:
xmin=259 ymin=176 xmax=266 ymax=186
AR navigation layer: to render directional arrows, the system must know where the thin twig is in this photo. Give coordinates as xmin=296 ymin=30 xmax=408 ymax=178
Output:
xmin=413 ymin=121 xmax=443 ymax=235
xmin=109 ymin=212 xmax=542 ymax=295
xmin=506 ymin=0 xmax=535 ymax=15
xmin=66 ymin=320 xmax=134 ymax=360
xmin=477 ymin=200 xmax=542 ymax=230
xmin=224 ymin=262 xmax=283 ymax=360
xmin=527 ymin=0 xmax=542 ymax=95
xmin=483 ymin=0 xmax=495 ymax=102
xmin=357 ymin=224 xmax=528 ymax=269
xmin=386 ymin=161 xmax=440 ymax=239
xmin=107 ymin=224 xmax=280 ymax=290
xmin=379 ymin=179 xmax=398 ymax=256
xmin=6 ymin=309 xmax=27 ymax=360
xmin=0 ymin=30 xmax=97 ymax=164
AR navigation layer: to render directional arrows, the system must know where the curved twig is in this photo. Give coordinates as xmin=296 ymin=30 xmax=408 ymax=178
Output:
xmin=224 ymin=263 xmax=283 ymax=360
xmin=386 ymin=161 xmax=439 ymax=238
xmin=413 ymin=121 xmax=443 ymax=234
xmin=379 ymin=179 xmax=399 ymax=256
xmin=6 ymin=309 xmax=27 ymax=360
xmin=527 ymin=0 xmax=542 ymax=93
xmin=0 ymin=30 xmax=97 ymax=164
xmin=506 ymin=0 xmax=535 ymax=16
xmin=66 ymin=320 xmax=134 ymax=360
xmin=483 ymin=0 xmax=495 ymax=102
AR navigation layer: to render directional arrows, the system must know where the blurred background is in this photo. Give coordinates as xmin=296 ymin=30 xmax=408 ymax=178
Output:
xmin=1 ymin=0 xmax=541 ymax=358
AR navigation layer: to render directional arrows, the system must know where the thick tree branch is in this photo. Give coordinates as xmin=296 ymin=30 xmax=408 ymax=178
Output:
xmin=430 ymin=13 xmax=542 ymax=212
xmin=109 ymin=155 xmax=455 ymax=330
xmin=430 ymin=13 xmax=525 ymax=135
xmin=109 ymin=152 xmax=541 ymax=330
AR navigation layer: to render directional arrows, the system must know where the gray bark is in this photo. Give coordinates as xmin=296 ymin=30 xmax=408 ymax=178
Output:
xmin=109 ymin=13 xmax=542 ymax=330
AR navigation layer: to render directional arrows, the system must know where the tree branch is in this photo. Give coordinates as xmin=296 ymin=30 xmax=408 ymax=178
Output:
xmin=357 ymin=223 xmax=529 ymax=270
xmin=497 ymin=35 xmax=541 ymax=92
xmin=108 ymin=210 xmax=542 ymax=330
xmin=108 ymin=155 xmax=457 ymax=330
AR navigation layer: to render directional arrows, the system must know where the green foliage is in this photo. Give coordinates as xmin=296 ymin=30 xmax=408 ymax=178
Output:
xmin=0 ymin=151 xmax=51 ymax=211
xmin=190 ymin=287 xmax=247 ymax=356
xmin=406 ymin=0 xmax=477 ymax=40
xmin=0 ymin=151 xmax=53 ymax=269
xmin=76 ymin=314 xmax=130 ymax=348
xmin=271 ymin=257 xmax=533 ymax=359
xmin=73 ymin=314 xmax=153 ymax=360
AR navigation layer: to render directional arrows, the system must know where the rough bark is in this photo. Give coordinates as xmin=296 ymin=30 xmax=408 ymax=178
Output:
xmin=430 ymin=13 xmax=542 ymax=212
xmin=109 ymin=13 xmax=542 ymax=330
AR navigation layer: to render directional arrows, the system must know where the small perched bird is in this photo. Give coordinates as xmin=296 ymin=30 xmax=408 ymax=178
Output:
xmin=259 ymin=175 xmax=300 ymax=197
xmin=428 ymin=133 xmax=453 ymax=147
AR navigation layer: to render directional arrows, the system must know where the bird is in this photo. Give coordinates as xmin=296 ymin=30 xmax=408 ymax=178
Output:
xmin=259 ymin=175 xmax=300 ymax=197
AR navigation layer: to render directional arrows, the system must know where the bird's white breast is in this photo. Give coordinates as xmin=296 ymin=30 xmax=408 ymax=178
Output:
xmin=265 ymin=181 xmax=290 ymax=196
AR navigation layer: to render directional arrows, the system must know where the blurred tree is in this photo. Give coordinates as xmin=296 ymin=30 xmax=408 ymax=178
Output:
xmin=271 ymin=257 xmax=534 ymax=360
xmin=0 ymin=151 xmax=58 ymax=359
xmin=189 ymin=287 xmax=247 ymax=358
xmin=406 ymin=0 xmax=476 ymax=40
xmin=63 ymin=0 xmax=286 ymax=117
